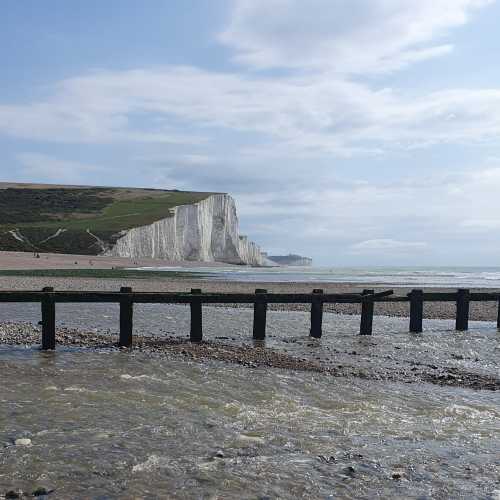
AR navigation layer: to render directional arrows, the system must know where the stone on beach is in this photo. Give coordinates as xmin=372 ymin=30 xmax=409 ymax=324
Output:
xmin=14 ymin=438 xmax=31 ymax=446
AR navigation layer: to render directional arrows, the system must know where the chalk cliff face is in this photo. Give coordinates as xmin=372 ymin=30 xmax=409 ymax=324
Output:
xmin=107 ymin=194 xmax=265 ymax=265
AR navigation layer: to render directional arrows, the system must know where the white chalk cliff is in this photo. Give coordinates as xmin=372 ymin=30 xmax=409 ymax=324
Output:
xmin=107 ymin=194 xmax=266 ymax=265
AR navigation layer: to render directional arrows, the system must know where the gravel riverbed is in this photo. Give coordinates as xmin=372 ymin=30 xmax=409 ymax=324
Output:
xmin=2 ymin=320 xmax=498 ymax=391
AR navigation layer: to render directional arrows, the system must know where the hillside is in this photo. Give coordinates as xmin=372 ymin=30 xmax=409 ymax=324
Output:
xmin=0 ymin=183 xmax=215 ymax=255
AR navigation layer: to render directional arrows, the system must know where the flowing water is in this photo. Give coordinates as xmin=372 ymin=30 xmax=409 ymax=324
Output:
xmin=1 ymin=303 xmax=499 ymax=499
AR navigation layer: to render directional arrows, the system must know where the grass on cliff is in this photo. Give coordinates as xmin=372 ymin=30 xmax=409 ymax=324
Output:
xmin=0 ymin=186 xmax=214 ymax=231
xmin=0 ymin=184 xmax=217 ymax=254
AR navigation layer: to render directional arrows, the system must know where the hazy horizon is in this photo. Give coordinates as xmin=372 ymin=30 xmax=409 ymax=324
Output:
xmin=2 ymin=1 xmax=500 ymax=266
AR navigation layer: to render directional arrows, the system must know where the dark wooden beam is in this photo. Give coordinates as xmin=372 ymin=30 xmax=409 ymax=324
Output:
xmin=456 ymin=288 xmax=470 ymax=331
xmin=360 ymin=289 xmax=374 ymax=336
xmin=310 ymin=289 xmax=324 ymax=339
xmin=41 ymin=287 xmax=55 ymax=350
xmin=409 ymin=289 xmax=424 ymax=333
xmin=190 ymin=289 xmax=203 ymax=342
xmin=253 ymin=289 xmax=267 ymax=340
xmin=119 ymin=286 xmax=133 ymax=347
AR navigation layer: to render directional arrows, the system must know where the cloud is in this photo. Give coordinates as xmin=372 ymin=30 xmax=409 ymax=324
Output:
xmin=350 ymin=239 xmax=429 ymax=253
xmin=229 ymin=164 xmax=500 ymax=263
xmin=0 ymin=3 xmax=496 ymax=154
xmin=220 ymin=0 xmax=492 ymax=73
xmin=461 ymin=219 xmax=500 ymax=230
xmin=2 ymin=67 xmax=500 ymax=155
xmin=15 ymin=153 xmax=103 ymax=184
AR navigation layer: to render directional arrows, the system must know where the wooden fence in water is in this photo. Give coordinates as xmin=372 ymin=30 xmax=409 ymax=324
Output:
xmin=0 ymin=287 xmax=499 ymax=350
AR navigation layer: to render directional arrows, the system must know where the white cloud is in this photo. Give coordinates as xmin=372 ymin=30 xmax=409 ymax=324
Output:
xmin=15 ymin=153 xmax=103 ymax=184
xmin=220 ymin=0 xmax=492 ymax=73
xmin=1 ymin=68 xmax=500 ymax=155
xmin=350 ymin=239 xmax=428 ymax=253
xmin=461 ymin=219 xmax=500 ymax=230
xmin=0 ymin=2 xmax=496 ymax=154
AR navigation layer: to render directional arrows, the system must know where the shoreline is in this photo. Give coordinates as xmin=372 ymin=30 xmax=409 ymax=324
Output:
xmin=1 ymin=321 xmax=498 ymax=391
xmin=0 ymin=250 xmax=242 ymax=271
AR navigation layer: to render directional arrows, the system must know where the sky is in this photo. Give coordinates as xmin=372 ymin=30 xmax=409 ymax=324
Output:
xmin=1 ymin=0 xmax=500 ymax=266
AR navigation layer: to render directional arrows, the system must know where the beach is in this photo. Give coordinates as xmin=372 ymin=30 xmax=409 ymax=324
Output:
xmin=0 ymin=250 xmax=234 ymax=270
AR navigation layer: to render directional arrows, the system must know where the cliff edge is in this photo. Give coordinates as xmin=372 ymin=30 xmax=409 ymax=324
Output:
xmin=107 ymin=194 xmax=265 ymax=266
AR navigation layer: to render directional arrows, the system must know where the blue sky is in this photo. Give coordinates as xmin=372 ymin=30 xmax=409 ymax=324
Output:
xmin=2 ymin=0 xmax=500 ymax=265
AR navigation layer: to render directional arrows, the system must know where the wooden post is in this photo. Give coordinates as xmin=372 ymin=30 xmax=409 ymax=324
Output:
xmin=360 ymin=289 xmax=374 ymax=336
xmin=497 ymin=296 xmax=500 ymax=330
xmin=190 ymin=289 xmax=202 ymax=342
xmin=409 ymin=289 xmax=424 ymax=333
xmin=253 ymin=289 xmax=267 ymax=340
xmin=119 ymin=286 xmax=133 ymax=347
xmin=456 ymin=288 xmax=470 ymax=331
xmin=41 ymin=287 xmax=55 ymax=350
xmin=310 ymin=289 xmax=324 ymax=338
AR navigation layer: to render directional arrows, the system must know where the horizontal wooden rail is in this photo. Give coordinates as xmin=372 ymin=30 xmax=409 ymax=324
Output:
xmin=0 ymin=289 xmax=396 ymax=304
xmin=0 ymin=287 xmax=498 ymax=350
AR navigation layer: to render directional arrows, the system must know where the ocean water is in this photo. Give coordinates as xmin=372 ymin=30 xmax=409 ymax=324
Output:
xmin=133 ymin=265 xmax=500 ymax=288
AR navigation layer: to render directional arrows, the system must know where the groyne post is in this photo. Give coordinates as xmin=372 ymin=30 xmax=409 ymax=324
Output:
xmin=455 ymin=288 xmax=470 ymax=331
xmin=409 ymin=289 xmax=424 ymax=333
xmin=310 ymin=289 xmax=324 ymax=339
xmin=253 ymin=289 xmax=267 ymax=340
xmin=190 ymin=289 xmax=203 ymax=342
xmin=119 ymin=286 xmax=134 ymax=347
xmin=497 ymin=296 xmax=500 ymax=330
xmin=41 ymin=286 xmax=56 ymax=350
xmin=360 ymin=289 xmax=374 ymax=335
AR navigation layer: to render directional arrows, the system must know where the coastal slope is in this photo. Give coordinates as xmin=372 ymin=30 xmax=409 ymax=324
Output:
xmin=0 ymin=183 xmax=266 ymax=265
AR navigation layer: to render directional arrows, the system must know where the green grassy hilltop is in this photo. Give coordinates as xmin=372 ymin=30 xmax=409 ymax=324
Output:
xmin=0 ymin=182 xmax=215 ymax=254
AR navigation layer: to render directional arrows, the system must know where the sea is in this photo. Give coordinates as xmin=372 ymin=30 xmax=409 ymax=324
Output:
xmin=1 ymin=267 xmax=499 ymax=498
xmin=133 ymin=265 xmax=500 ymax=288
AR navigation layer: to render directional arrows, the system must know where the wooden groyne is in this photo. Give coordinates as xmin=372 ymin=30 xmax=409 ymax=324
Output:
xmin=0 ymin=288 xmax=499 ymax=350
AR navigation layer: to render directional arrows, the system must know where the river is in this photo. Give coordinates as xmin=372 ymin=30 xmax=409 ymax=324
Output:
xmin=1 ymin=304 xmax=499 ymax=498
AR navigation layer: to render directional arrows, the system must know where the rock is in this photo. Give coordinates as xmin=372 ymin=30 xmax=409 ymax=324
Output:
xmin=214 ymin=450 xmax=225 ymax=459
xmin=236 ymin=434 xmax=266 ymax=446
xmin=32 ymin=487 xmax=50 ymax=496
xmin=14 ymin=438 xmax=31 ymax=446
xmin=392 ymin=473 xmax=402 ymax=480
xmin=343 ymin=466 xmax=356 ymax=477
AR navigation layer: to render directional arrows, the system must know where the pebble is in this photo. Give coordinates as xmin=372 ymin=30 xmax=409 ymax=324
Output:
xmin=14 ymin=438 xmax=31 ymax=446
xmin=236 ymin=434 xmax=266 ymax=445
